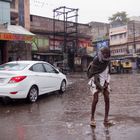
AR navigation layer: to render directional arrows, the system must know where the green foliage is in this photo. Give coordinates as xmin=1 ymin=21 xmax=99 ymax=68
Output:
xmin=108 ymin=11 xmax=129 ymax=24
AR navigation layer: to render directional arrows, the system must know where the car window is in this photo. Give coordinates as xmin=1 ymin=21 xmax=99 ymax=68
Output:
xmin=0 ymin=63 xmax=28 ymax=71
xmin=31 ymin=64 xmax=45 ymax=72
xmin=43 ymin=63 xmax=58 ymax=73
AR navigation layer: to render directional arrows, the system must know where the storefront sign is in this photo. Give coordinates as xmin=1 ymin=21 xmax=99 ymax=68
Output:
xmin=79 ymin=40 xmax=92 ymax=48
xmin=96 ymin=40 xmax=109 ymax=51
xmin=0 ymin=33 xmax=33 ymax=41
xmin=49 ymin=39 xmax=63 ymax=51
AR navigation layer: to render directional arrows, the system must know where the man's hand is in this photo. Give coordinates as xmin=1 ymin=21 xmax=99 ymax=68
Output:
xmin=94 ymin=74 xmax=104 ymax=91
xmin=104 ymin=81 xmax=109 ymax=89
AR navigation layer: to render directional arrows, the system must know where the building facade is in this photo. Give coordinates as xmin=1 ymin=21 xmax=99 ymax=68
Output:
xmin=109 ymin=19 xmax=140 ymax=69
xmin=0 ymin=0 xmax=11 ymax=64
xmin=30 ymin=15 xmax=92 ymax=71
xmin=89 ymin=21 xmax=110 ymax=54
xmin=1 ymin=0 xmax=105 ymax=72
xmin=110 ymin=19 xmax=140 ymax=59
xmin=10 ymin=0 xmax=30 ymax=29
xmin=0 ymin=0 xmax=34 ymax=64
xmin=109 ymin=25 xmax=128 ymax=58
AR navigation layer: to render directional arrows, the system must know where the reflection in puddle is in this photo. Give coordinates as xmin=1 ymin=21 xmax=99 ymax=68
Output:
xmin=104 ymin=127 xmax=111 ymax=140
xmin=90 ymin=126 xmax=111 ymax=140
xmin=91 ymin=128 xmax=97 ymax=140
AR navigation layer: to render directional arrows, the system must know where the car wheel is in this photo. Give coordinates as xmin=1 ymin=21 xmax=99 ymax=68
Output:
xmin=59 ymin=80 xmax=66 ymax=94
xmin=27 ymin=86 xmax=38 ymax=103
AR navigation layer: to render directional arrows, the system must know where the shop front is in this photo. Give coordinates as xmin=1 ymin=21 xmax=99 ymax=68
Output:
xmin=0 ymin=25 xmax=35 ymax=64
xmin=75 ymin=39 xmax=93 ymax=71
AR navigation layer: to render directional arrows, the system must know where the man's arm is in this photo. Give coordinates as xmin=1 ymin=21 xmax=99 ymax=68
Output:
xmin=94 ymin=74 xmax=104 ymax=91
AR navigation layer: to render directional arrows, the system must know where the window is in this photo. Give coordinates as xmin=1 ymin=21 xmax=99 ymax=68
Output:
xmin=0 ymin=63 xmax=28 ymax=71
xmin=111 ymin=35 xmax=117 ymax=40
xmin=10 ymin=0 xmax=15 ymax=9
xmin=119 ymin=34 xmax=123 ymax=39
xmin=38 ymin=39 xmax=44 ymax=47
xmin=37 ymin=38 xmax=49 ymax=47
xmin=31 ymin=64 xmax=45 ymax=72
xmin=124 ymin=33 xmax=126 ymax=38
xmin=0 ymin=1 xmax=10 ymax=24
xmin=30 ymin=15 xmax=33 ymax=22
xmin=43 ymin=63 xmax=58 ymax=73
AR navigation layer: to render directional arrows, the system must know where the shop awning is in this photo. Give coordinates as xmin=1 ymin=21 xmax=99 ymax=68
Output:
xmin=35 ymin=52 xmax=63 ymax=56
xmin=0 ymin=25 xmax=35 ymax=41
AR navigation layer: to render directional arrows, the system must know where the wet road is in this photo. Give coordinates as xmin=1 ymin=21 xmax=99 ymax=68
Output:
xmin=0 ymin=73 xmax=140 ymax=140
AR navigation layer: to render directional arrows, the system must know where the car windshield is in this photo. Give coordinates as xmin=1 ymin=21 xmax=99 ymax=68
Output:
xmin=0 ymin=63 xmax=29 ymax=71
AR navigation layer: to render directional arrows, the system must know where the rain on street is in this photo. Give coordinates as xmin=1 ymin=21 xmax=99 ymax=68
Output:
xmin=0 ymin=72 xmax=140 ymax=140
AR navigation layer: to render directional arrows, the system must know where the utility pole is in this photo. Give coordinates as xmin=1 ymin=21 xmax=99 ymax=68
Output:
xmin=133 ymin=20 xmax=136 ymax=53
xmin=53 ymin=6 xmax=78 ymax=72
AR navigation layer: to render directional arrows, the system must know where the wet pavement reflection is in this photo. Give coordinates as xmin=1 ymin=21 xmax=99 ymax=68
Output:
xmin=0 ymin=73 xmax=140 ymax=140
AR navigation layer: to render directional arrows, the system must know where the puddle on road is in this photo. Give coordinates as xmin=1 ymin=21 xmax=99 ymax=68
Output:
xmin=63 ymin=119 xmax=140 ymax=140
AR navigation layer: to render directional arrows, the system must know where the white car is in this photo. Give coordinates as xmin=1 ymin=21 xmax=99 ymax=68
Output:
xmin=0 ymin=61 xmax=67 ymax=103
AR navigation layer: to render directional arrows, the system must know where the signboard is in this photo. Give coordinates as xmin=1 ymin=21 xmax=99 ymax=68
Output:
xmin=49 ymin=39 xmax=63 ymax=51
xmin=79 ymin=40 xmax=92 ymax=48
xmin=96 ymin=40 xmax=109 ymax=51
xmin=0 ymin=33 xmax=33 ymax=41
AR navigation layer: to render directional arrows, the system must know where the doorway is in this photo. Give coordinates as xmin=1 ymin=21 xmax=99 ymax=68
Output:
xmin=0 ymin=41 xmax=7 ymax=64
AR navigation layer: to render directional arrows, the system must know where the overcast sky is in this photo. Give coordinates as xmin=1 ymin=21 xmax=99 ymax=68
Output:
xmin=30 ymin=0 xmax=140 ymax=24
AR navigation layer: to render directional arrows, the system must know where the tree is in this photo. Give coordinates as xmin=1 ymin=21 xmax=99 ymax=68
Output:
xmin=108 ymin=11 xmax=129 ymax=25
